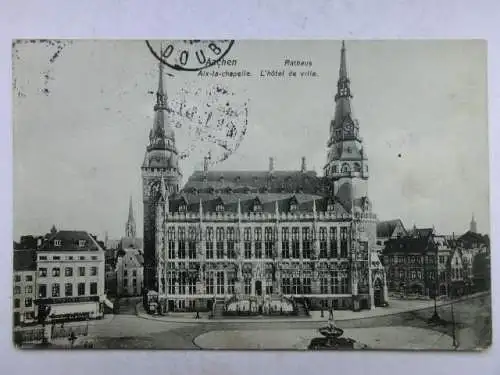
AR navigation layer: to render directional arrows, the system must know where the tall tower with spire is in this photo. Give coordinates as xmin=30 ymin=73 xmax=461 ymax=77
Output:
xmin=125 ymin=196 xmax=136 ymax=238
xmin=141 ymin=58 xmax=182 ymax=291
xmin=470 ymin=213 xmax=477 ymax=233
xmin=324 ymin=41 xmax=370 ymax=211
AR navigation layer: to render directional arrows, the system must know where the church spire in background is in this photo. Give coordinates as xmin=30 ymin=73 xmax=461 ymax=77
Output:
xmin=125 ymin=195 xmax=136 ymax=239
xmin=470 ymin=213 xmax=477 ymax=233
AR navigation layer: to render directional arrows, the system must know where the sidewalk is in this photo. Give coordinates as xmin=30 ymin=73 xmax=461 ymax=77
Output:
xmin=136 ymin=292 xmax=489 ymax=324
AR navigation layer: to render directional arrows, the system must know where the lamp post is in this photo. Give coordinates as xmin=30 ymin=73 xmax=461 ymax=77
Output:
xmin=428 ymin=244 xmax=441 ymax=324
xmin=451 ymin=302 xmax=457 ymax=349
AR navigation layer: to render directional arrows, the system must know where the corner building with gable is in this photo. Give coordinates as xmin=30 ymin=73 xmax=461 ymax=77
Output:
xmin=142 ymin=42 xmax=388 ymax=313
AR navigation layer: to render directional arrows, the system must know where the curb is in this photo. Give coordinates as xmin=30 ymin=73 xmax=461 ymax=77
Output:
xmin=135 ymin=292 xmax=490 ymax=324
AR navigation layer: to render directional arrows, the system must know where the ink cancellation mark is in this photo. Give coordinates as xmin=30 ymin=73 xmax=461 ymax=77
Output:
xmin=167 ymin=82 xmax=249 ymax=166
xmin=146 ymin=40 xmax=235 ymax=72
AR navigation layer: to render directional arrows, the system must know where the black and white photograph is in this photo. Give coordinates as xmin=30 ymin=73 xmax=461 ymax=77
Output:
xmin=12 ymin=39 xmax=491 ymax=351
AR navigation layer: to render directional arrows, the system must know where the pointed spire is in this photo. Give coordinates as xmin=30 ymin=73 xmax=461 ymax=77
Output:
xmin=470 ymin=212 xmax=477 ymax=233
xmin=313 ymin=199 xmax=317 ymax=216
xmin=275 ymin=200 xmax=279 ymax=216
xmin=125 ymin=196 xmax=136 ymax=238
xmin=199 ymin=199 xmax=203 ymax=216
xmin=237 ymin=198 xmax=242 ymax=217
xmin=155 ymin=46 xmax=167 ymax=112
xmin=335 ymin=40 xmax=351 ymax=101
xmin=128 ymin=195 xmax=135 ymax=222
xmin=339 ymin=40 xmax=347 ymax=80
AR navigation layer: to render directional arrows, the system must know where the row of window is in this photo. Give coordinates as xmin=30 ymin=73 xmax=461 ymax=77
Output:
xmin=13 ymin=297 xmax=33 ymax=309
xmin=38 ymin=282 xmax=98 ymax=298
xmin=451 ymin=267 xmax=469 ymax=280
xmin=159 ymin=274 xmax=350 ymax=296
xmin=13 ymin=285 xmax=33 ymax=295
xmin=13 ymin=274 xmax=33 ymax=282
xmin=387 ymin=255 xmax=436 ymax=265
xmin=122 ymin=278 xmax=139 ymax=288
xmin=51 ymin=239 xmax=87 ymax=247
xmin=123 ymin=269 xmax=138 ymax=277
xmin=327 ymin=162 xmax=363 ymax=175
xmin=165 ymin=239 xmax=350 ymax=260
xmin=166 ymin=226 xmax=349 ymax=241
xmin=38 ymin=266 xmax=98 ymax=278
xmin=390 ymin=269 xmax=436 ymax=280
xmin=39 ymin=255 xmax=99 ymax=261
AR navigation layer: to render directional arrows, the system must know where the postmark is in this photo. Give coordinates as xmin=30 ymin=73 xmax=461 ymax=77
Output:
xmin=146 ymin=40 xmax=235 ymax=72
xmin=164 ymin=79 xmax=249 ymax=166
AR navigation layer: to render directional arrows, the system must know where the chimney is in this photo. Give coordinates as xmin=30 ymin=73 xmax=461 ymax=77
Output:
xmin=301 ymin=157 xmax=306 ymax=173
xmin=269 ymin=157 xmax=275 ymax=173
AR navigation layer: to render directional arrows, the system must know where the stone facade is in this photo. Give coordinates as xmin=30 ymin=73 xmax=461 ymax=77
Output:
xmin=142 ymin=42 xmax=388 ymax=312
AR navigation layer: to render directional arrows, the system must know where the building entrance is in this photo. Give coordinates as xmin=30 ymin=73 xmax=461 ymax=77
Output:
xmin=374 ymin=278 xmax=383 ymax=307
xmin=255 ymin=280 xmax=262 ymax=296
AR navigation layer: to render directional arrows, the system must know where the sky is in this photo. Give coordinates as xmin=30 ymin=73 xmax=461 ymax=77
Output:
xmin=12 ymin=39 xmax=489 ymax=241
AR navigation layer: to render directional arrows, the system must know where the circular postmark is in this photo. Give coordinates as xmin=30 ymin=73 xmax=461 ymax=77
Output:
xmin=164 ymin=79 xmax=249 ymax=167
xmin=146 ymin=40 xmax=234 ymax=72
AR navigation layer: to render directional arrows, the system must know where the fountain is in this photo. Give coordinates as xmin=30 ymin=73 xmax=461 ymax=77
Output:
xmin=308 ymin=310 xmax=365 ymax=350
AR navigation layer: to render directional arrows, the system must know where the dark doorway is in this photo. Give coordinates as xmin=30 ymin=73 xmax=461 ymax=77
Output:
xmin=374 ymin=278 xmax=383 ymax=307
xmin=207 ymin=299 xmax=213 ymax=311
xmin=13 ymin=312 xmax=20 ymax=326
xmin=255 ymin=280 xmax=262 ymax=296
xmin=168 ymin=300 xmax=175 ymax=312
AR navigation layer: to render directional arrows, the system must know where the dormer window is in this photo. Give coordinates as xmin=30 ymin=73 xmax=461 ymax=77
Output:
xmin=179 ymin=204 xmax=187 ymax=213
xmin=327 ymin=200 xmax=335 ymax=212
xmin=78 ymin=240 xmax=86 ymax=247
xmin=290 ymin=203 xmax=298 ymax=212
xmin=54 ymin=239 xmax=62 ymax=247
xmin=216 ymin=204 xmax=224 ymax=213
xmin=253 ymin=204 xmax=261 ymax=213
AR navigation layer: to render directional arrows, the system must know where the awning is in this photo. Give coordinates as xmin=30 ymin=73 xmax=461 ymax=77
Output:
xmin=48 ymin=302 xmax=99 ymax=316
xmin=103 ymin=298 xmax=114 ymax=309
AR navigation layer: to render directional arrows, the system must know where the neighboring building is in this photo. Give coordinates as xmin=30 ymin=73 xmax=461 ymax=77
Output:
xmin=382 ymin=228 xmax=439 ymax=297
xmin=142 ymin=42 xmax=387 ymax=312
xmin=457 ymin=230 xmax=489 ymax=254
xmin=116 ymin=248 xmax=144 ymax=296
xmin=35 ymin=230 xmax=107 ymax=322
xmin=384 ymin=224 xmax=489 ymax=298
xmin=13 ymin=249 xmax=38 ymax=326
xmin=115 ymin=197 xmax=145 ymax=297
xmin=435 ymin=234 xmax=454 ymax=296
xmin=375 ymin=219 xmax=407 ymax=254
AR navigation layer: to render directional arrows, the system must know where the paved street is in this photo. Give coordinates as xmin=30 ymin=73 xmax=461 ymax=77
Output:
xmin=57 ymin=293 xmax=487 ymax=350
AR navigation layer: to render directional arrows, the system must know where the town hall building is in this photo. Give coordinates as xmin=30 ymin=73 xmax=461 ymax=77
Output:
xmin=141 ymin=42 xmax=388 ymax=313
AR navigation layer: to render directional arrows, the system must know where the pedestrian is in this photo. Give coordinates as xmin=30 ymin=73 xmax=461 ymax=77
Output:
xmin=329 ymin=308 xmax=333 ymax=321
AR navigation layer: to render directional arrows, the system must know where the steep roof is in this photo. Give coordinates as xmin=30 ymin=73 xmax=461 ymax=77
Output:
xmin=377 ymin=219 xmax=405 ymax=238
xmin=117 ymin=248 xmax=143 ymax=268
xmin=168 ymin=193 xmax=349 ymax=215
xmin=183 ymin=170 xmax=331 ymax=195
xmin=120 ymin=236 xmax=143 ymax=250
xmin=458 ymin=230 xmax=489 ymax=245
xmin=39 ymin=230 xmax=102 ymax=252
xmin=383 ymin=236 xmax=436 ymax=255
xmin=13 ymin=249 xmax=37 ymax=272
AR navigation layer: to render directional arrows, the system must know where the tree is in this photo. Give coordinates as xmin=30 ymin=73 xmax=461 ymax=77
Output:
xmin=472 ymin=253 xmax=490 ymax=291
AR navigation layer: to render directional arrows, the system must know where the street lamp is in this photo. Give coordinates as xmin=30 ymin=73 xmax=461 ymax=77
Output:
xmin=428 ymin=245 xmax=441 ymax=324
xmin=451 ymin=302 xmax=457 ymax=349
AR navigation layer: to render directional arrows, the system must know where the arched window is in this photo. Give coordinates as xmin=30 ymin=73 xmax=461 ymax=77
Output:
xmin=341 ymin=163 xmax=350 ymax=173
xmin=353 ymin=163 xmax=361 ymax=172
xmin=333 ymin=165 xmax=338 ymax=174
